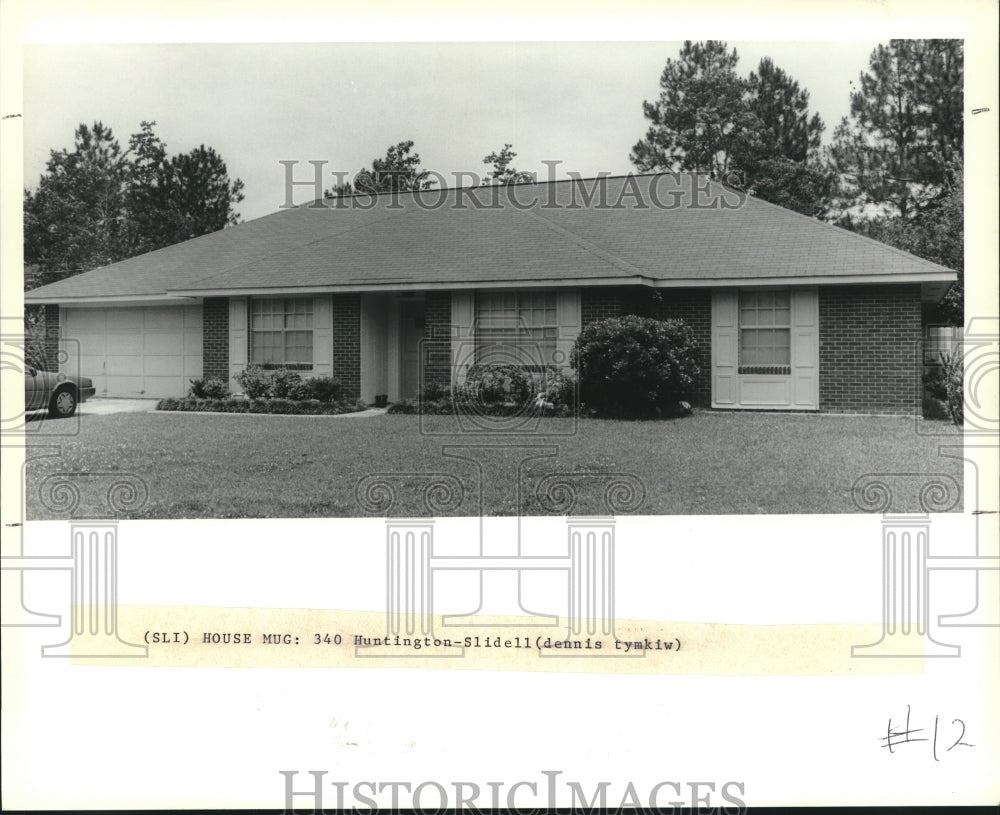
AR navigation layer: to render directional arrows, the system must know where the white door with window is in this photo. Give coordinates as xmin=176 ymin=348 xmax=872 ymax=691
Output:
xmin=711 ymin=287 xmax=818 ymax=410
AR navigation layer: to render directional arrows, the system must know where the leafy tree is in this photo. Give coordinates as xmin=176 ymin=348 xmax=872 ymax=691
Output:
xmin=24 ymin=120 xmax=244 ymax=288
xmin=829 ymin=39 xmax=963 ymax=220
xmin=745 ymin=57 xmax=823 ymax=164
xmin=325 ymin=140 xmax=435 ymax=199
xmin=631 ymin=43 xmax=832 ymax=216
xmin=481 ymin=143 xmax=531 ymax=185
xmin=24 ymin=122 xmax=131 ymax=286
xmin=846 ymin=159 xmax=963 ymax=324
xmin=631 ymin=41 xmax=754 ymax=177
xmin=156 ymin=146 xmax=245 ymax=244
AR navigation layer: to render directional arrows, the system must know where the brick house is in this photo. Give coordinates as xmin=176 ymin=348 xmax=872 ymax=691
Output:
xmin=24 ymin=174 xmax=956 ymax=414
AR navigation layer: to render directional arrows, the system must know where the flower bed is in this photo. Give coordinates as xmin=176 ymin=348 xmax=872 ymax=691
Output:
xmin=156 ymin=397 xmax=366 ymax=415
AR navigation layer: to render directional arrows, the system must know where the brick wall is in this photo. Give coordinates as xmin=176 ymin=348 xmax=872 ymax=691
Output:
xmin=202 ymin=297 xmax=229 ymax=381
xmin=332 ymin=293 xmax=361 ymax=400
xmin=423 ymin=291 xmax=452 ymax=388
xmin=43 ymin=304 xmax=60 ymax=370
xmin=819 ymin=284 xmax=922 ymax=414
xmin=580 ymin=286 xmax=712 ymax=407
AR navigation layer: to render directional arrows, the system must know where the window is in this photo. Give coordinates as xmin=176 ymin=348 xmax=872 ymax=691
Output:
xmin=739 ymin=289 xmax=790 ymax=374
xmin=250 ymin=298 xmax=313 ymax=369
xmin=475 ymin=291 xmax=557 ymax=367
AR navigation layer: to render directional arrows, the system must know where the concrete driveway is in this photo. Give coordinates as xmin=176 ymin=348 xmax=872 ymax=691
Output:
xmin=79 ymin=397 xmax=160 ymax=416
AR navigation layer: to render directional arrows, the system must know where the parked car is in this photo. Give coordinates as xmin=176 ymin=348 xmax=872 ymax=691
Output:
xmin=24 ymin=367 xmax=96 ymax=418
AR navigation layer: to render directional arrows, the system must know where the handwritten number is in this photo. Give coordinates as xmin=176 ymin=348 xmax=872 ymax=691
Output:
xmin=949 ymin=718 xmax=974 ymax=751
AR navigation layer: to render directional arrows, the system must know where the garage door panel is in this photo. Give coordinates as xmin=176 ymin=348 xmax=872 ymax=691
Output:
xmin=142 ymin=377 xmax=188 ymax=398
xmin=183 ymin=354 xmax=204 ymax=376
xmin=143 ymin=333 xmax=185 ymax=355
xmin=67 ymin=332 xmax=108 ymax=357
xmin=107 ymin=310 xmax=143 ymax=330
xmin=107 ymin=355 xmax=144 ymax=376
xmin=65 ymin=309 xmax=107 ymax=331
xmin=62 ymin=305 xmax=202 ymax=398
xmin=105 ymin=375 xmax=145 ymax=395
xmin=143 ymin=308 xmax=185 ymax=330
xmin=142 ymin=355 xmax=185 ymax=376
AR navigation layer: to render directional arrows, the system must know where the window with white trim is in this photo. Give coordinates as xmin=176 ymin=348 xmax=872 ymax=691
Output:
xmin=250 ymin=297 xmax=313 ymax=370
xmin=739 ymin=289 xmax=791 ymax=374
xmin=475 ymin=291 xmax=557 ymax=367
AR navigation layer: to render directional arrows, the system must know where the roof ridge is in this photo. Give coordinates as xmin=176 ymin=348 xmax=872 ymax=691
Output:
xmin=308 ymin=170 xmax=707 ymax=203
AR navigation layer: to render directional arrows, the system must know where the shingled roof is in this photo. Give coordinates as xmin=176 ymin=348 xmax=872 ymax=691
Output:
xmin=24 ymin=173 xmax=956 ymax=303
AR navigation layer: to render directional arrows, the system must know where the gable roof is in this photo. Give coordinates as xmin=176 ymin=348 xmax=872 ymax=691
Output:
xmin=24 ymin=173 xmax=957 ymax=304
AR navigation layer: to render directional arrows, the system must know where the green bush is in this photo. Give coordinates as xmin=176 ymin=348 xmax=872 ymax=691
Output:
xmin=459 ymin=364 xmax=533 ymax=409
xmin=534 ymin=366 xmax=576 ymax=410
xmin=189 ymin=377 xmax=230 ymax=399
xmin=420 ymin=380 xmax=451 ymax=402
xmin=571 ymin=315 xmax=700 ymax=418
xmin=269 ymin=369 xmax=303 ymax=398
xmin=156 ymin=397 xmax=365 ymax=416
xmin=939 ymin=349 xmax=963 ymax=426
xmin=387 ymin=398 xmax=419 ymax=414
xmin=234 ymin=365 xmax=273 ymax=398
xmin=232 ymin=367 xmax=343 ymax=402
xmin=301 ymin=376 xmax=343 ymax=403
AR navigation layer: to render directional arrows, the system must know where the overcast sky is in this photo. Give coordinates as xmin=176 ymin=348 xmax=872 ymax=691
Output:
xmin=23 ymin=40 xmax=884 ymax=222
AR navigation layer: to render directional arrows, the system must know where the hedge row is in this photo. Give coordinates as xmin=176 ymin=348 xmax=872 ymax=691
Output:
xmin=156 ymin=397 xmax=366 ymax=416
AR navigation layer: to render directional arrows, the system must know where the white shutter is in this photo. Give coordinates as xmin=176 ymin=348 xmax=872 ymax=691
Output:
xmin=312 ymin=295 xmax=333 ymax=378
xmin=228 ymin=297 xmax=248 ymax=390
xmin=790 ymin=287 xmax=819 ymax=409
xmin=711 ymin=289 xmax=739 ymax=407
xmin=555 ymin=288 xmax=581 ymax=373
xmin=451 ymin=291 xmax=475 ymax=386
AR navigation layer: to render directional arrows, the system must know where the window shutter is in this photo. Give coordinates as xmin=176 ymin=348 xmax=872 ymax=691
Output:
xmin=228 ymin=297 xmax=247 ymax=390
xmin=711 ymin=289 xmax=739 ymax=406
xmin=451 ymin=291 xmax=475 ymax=385
xmin=312 ymin=295 xmax=333 ymax=378
xmin=555 ymin=288 xmax=581 ymax=373
xmin=790 ymin=287 xmax=819 ymax=409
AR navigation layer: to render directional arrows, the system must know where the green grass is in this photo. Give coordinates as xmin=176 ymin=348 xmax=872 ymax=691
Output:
xmin=24 ymin=411 xmax=963 ymax=518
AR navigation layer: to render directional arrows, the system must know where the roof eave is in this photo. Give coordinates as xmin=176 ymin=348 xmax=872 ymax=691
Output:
xmin=166 ymin=271 xmax=957 ymax=298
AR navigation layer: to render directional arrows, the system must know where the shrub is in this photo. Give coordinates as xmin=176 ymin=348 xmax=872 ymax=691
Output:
xmin=571 ymin=315 xmax=700 ymax=418
xmin=420 ymin=379 xmax=451 ymax=402
xmin=156 ymin=397 xmax=364 ymax=416
xmin=533 ymin=366 xmax=576 ymax=410
xmin=234 ymin=365 xmax=273 ymax=398
xmin=301 ymin=376 xmax=343 ymax=403
xmin=269 ymin=369 xmax=303 ymax=398
xmin=387 ymin=398 xmax=419 ymax=414
xmin=189 ymin=377 xmax=230 ymax=399
xmin=939 ymin=349 xmax=963 ymax=426
xmin=459 ymin=363 xmax=533 ymax=409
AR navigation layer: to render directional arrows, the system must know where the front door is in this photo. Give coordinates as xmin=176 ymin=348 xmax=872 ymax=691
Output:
xmin=398 ymin=299 xmax=425 ymax=399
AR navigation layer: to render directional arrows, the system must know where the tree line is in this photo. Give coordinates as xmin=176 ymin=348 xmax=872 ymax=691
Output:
xmin=24 ymin=39 xmax=963 ymax=324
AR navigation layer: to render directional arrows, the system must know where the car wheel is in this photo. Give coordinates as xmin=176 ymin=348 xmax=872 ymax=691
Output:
xmin=49 ymin=387 xmax=77 ymax=418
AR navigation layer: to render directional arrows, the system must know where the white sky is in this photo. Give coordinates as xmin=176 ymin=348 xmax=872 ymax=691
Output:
xmin=22 ymin=40 xmax=884 ymax=222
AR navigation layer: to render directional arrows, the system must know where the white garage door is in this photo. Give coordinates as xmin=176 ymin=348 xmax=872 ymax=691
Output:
xmin=62 ymin=305 xmax=203 ymax=398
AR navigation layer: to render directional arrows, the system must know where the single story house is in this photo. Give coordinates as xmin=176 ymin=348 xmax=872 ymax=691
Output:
xmin=24 ymin=173 xmax=956 ymax=413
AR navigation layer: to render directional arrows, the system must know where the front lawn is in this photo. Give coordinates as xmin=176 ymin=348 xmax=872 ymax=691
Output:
xmin=24 ymin=411 xmax=962 ymax=518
